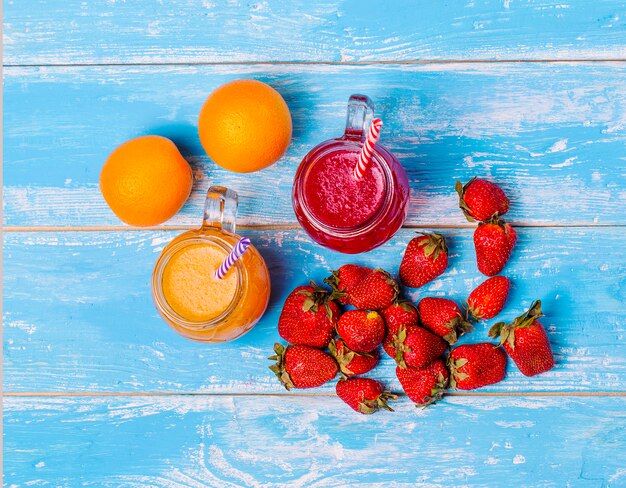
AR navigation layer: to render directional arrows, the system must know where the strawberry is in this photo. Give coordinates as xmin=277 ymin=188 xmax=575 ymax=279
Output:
xmin=396 ymin=359 xmax=449 ymax=407
xmin=456 ymin=177 xmax=510 ymax=222
xmin=474 ymin=218 xmax=517 ymax=276
xmin=467 ymin=276 xmax=510 ymax=320
xmin=381 ymin=300 xmax=420 ymax=358
xmin=337 ymin=268 xmax=399 ymax=310
xmin=325 ymin=264 xmax=372 ymax=305
xmin=383 ymin=323 xmax=417 ymax=359
xmin=278 ymin=283 xmax=340 ymax=349
xmin=399 ymin=233 xmax=448 ymax=288
xmin=337 ymin=310 xmax=386 ymax=353
xmin=393 ymin=325 xmax=447 ymax=369
xmin=381 ymin=300 xmax=420 ymax=330
xmin=417 ymin=297 xmax=473 ymax=345
xmin=489 ymin=300 xmax=554 ymax=377
xmin=329 ymin=338 xmax=379 ymax=376
xmin=336 ymin=378 xmax=397 ymax=415
xmin=269 ymin=343 xmax=338 ymax=390
xmin=448 ymin=343 xmax=507 ymax=390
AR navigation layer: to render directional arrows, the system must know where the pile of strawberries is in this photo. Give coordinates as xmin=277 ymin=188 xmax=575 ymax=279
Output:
xmin=269 ymin=177 xmax=555 ymax=414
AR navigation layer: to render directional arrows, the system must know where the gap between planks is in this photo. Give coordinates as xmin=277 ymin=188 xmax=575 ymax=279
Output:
xmin=4 ymin=391 xmax=625 ymax=398
xmin=4 ymin=223 xmax=626 ymax=233
xmin=4 ymin=59 xmax=626 ymax=68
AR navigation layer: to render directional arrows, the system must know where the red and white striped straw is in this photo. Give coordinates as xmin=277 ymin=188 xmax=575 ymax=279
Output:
xmin=354 ymin=118 xmax=383 ymax=180
xmin=214 ymin=237 xmax=251 ymax=279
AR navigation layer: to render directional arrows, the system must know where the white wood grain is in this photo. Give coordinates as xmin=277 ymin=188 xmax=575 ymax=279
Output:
xmin=4 ymin=395 xmax=626 ymax=487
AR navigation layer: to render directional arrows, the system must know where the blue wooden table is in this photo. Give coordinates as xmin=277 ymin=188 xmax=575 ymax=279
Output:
xmin=3 ymin=1 xmax=626 ymax=486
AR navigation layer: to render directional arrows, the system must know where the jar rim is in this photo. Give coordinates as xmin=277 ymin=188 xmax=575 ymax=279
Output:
xmin=294 ymin=139 xmax=395 ymax=238
xmin=151 ymin=232 xmax=244 ymax=331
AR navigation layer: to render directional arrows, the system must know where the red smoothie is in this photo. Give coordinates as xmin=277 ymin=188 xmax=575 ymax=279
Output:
xmin=292 ymin=139 xmax=409 ymax=254
xmin=304 ymin=149 xmax=386 ymax=228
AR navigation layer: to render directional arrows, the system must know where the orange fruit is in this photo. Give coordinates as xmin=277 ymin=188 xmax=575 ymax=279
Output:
xmin=198 ymin=79 xmax=292 ymax=173
xmin=100 ymin=135 xmax=193 ymax=226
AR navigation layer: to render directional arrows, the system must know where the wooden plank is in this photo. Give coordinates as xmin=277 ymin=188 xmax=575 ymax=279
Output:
xmin=4 ymin=63 xmax=626 ymax=227
xmin=4 ymin=228 xmax=625 ymax=393
xmin=4 ymin=395 xmax=626 ymax=486
xmin=4 ymin=0 xmax=626 ymax=65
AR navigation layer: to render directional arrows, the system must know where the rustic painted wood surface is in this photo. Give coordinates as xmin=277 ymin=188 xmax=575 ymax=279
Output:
xmin=5 ymin=396 xmax=626 ymax=487
xmin=4 ymin=0 xmax=626 ymax=64
xmin=3 ymin=0 xmax=626 ymax=486
xmin=4 ymin=63 xmax=626 ymax=227
xmin=4 ymin=228 xmax=626 ymax=394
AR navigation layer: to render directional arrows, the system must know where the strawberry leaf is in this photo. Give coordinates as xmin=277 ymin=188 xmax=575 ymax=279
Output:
xmin=378 ymin=391 xmax=398 ymax=412
xmin=507 ymin=328 xmax=516 ymax=350
xmin=393 ymin=326 xmax=408 ymax=369
xmin=454 ymin=358 xmax=468 ymax=368
xmin=488 ymin=322 xmax=504 ymax=339
xmin=443 ymin=330 xmax=458 ymax=345
xmin=323 ymin=302 xmax=334 ymax=322
xmin=456 ymin=178 xmax=477 ymax=222
xmin=358 ymin=402 xmax=376 ymax=415
xmin=268 ymin=343 xmax=293 ymax=390
xmin=302 ymin=297 xmax=318 ymax=313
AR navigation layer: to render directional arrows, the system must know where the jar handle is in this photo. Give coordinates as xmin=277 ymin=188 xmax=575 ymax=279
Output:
xmin=202 ymin=185 xmax=238 ymax=234
xmin=343 ymin=94 xmax=375 ymax=140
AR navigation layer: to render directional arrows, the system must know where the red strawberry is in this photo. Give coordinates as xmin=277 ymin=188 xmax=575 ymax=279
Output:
xmin=396 ymin=359 xmax=449 ymax=407
xmin=467 ymin=276 xmax=510 ymax=320
xmin=343 ymin=269 xmax=399 ymax=310
xmin=278 ymin=283 xmax=340 ymax=348
xmin=399 ymin=233 xmax=448 ymax=288
xmin=269 ymin=343 xmax=338 ymax=390
xmin=325 ymin=264 xmax=372 ymax=305
xmin=381 ymin=300 xmax=420 ymax=331
xmin=337 ymin=310 xmax=386 ymax=353
xmin=418 ymin=297 xmax=473 ymax=345
xmin=489 ymin=300 xmax=554 ymax=377
xmin=393 ymin=325 xmax=447 ymax=369
xmin=381 ymin=300 xmax=420 ymax=358
xmin=474 ymin=218 xmax=517 ymax=276
xmin=383 ymin=323 xmax=417 ymax=359
xmin=336 ymin=378 xmax=397 ymax=415
xmin=456 ymin=177 xmax=510 ymax=222
xmin=329 ymin=338 xmax=379 ymax=376
xmin=448 ymin=343 xmax=507 ymax=390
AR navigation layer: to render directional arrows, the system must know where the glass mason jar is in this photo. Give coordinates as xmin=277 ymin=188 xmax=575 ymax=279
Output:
xmin=292 ymin=94 xmax=410 ymax=254
xmin=152 ymin=186 xmax=270 ymax=342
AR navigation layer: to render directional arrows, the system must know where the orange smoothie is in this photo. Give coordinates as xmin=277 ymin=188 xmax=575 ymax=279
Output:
xmin=162 ymin=243 xmax=238 ymax=322
xmin=152 ymin=228 xmax=271 ymax=343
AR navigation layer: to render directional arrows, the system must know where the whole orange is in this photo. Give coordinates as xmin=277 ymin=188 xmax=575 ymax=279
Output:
xmin=99 ymin=136 xmax=193 ymax=226
xmin=198 ymin=79 xmax=292 ymax=173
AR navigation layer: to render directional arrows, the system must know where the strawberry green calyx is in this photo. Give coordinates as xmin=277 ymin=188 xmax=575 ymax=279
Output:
xmin=324 ymin=270 xmax=347 ymax=301
xmin=418 ymin=372 xmax=449 ymax=408
xmin=328 ymin=339 xmax=357 ymax=377
xmin=466 ymin=302 xmax=484 ymax=322
xmin=297 ymin=280 xmax=335 ymax=321
xmin=489 ymin=300 xmax=543 ymax=350
xmin=416 ymin=232 xmax=448 ymax=260
xmin=455 ymin=177 xmax=477 ymax=222
xmin=393 ymin=326 xmax=410 ymax=369
xmin=268 ymin=343 xmax=295 ymax=390
xmin=442 ymin=315 xmax=474 ymax=345
xmin=447 ymin=355 xmax=469 ymax=390
xmin=479 ymin=215 xmax=506 ymax=228
xmin=359 ymin=390 xmax=397 ymax=414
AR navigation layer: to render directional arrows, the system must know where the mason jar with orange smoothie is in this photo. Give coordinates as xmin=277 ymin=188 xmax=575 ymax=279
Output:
xmin=152 ymin=186 xmax=270 ymax=342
